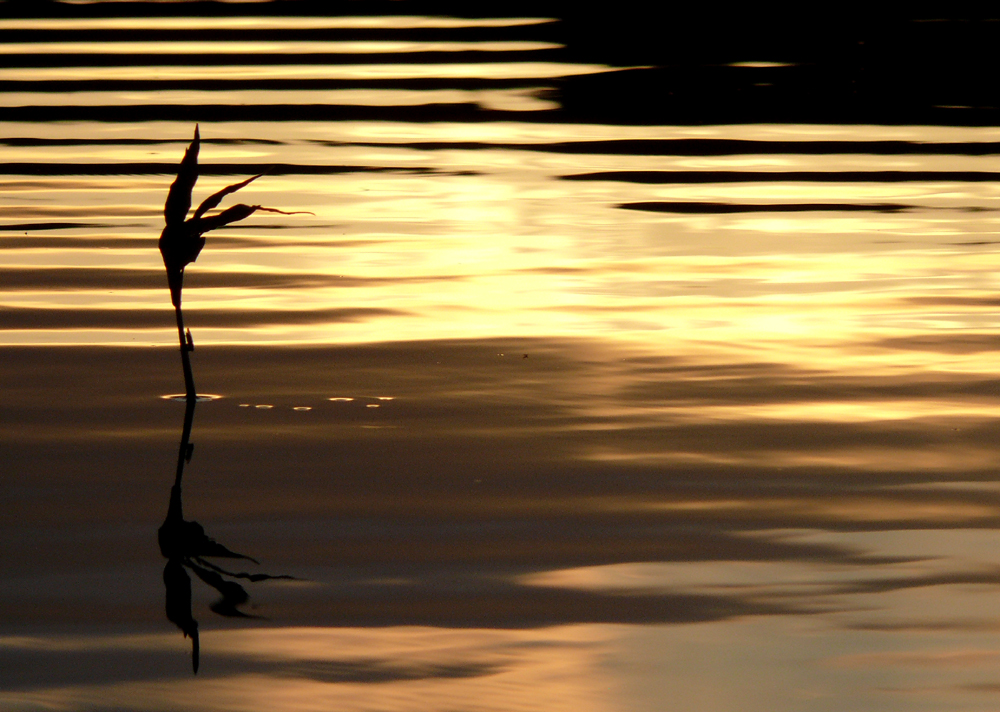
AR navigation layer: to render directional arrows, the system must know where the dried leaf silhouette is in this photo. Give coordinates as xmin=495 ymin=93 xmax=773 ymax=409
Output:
xmin=188 ymin=203 xmax=259 ymax=235
xmin=163 ymin=126 xmax=200 ymax=228
xmin=158 ymin=124 xmax=310 ymax=308
xmin=192 ymin=173 xmax=262 ymax=221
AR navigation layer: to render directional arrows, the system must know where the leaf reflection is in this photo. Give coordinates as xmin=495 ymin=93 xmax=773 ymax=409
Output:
xmin=157 ymin=394 xmax=294 ymax=674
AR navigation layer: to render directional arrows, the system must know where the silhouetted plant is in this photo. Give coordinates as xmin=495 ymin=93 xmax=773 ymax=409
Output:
xmin=158 ymin=124 xmax=305 ymax=309
xmin=156 ymin=125 xmax=300 ymax=671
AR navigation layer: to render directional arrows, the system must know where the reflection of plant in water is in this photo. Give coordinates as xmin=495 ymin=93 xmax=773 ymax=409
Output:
xmin=156 ymin=125 xmax=298 ymax=674
xmin=158 ymin=398 xmax=294 ymax=674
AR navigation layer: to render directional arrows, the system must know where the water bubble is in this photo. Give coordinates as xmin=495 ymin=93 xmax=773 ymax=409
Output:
xmin=161 ymin=394 xmax=223 ymax=403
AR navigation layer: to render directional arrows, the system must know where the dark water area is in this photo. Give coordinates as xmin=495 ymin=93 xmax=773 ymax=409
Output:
xmin=4 ymin=4 xmax=1000 ymax=126
xmin=7 ymin=4 xmax=1000 ymax=711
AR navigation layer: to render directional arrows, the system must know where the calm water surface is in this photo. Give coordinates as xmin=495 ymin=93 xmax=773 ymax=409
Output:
xmin=6 ymin=11 xmax=1000 ymax=712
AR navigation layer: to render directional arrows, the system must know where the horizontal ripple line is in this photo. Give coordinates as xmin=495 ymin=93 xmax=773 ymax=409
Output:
xmin=0 ymin=306 xmax=408 ymax=330
xmin=0 ymin=17 xmax=556 ymax=32
xmin=0 ymin=88 xmax=557 ymax=111
xmin=488 ymin=139 xmax=1000 ymax=157
xmin=0 ymin=77 xmax=551 ymax=92
xmin=0 ymin=62 xmax=609 ymax=83
xmin=0 ymin=222 xmax=110 ymax=231
xmin=591 ymin=139 xmax=1000 ymax=157
xmin=5 ymin=163 xmax=999 ymax=183
xmin=0 ymin=26 xmax=558 ymax=43
xmin=310 ymin=138 xmax=1000 ymax=156
xmin=0 ymin=49 xmax=565 ymax=68
xmin=0 ymin=41 xmax=562 ymax=55
xmin=8 ymin=137 xmax=1000 ymax=158
xmin=0 ymin=103 xmax=550 ymax=123
xmin=0 ymin=137 xmax=284 ymax=147
xmin=563 ymin=170 xmax=1000 ymax=183
xmin=0 ymin=162 xmax=477 ymax=176
xmin=619 ymin=202 xmax=920 ymax=214
xmin=0 ymin=268 xmax=457 ymax=291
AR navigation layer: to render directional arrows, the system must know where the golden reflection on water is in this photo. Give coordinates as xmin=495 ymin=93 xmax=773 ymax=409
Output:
xmin=0 ymin=627 xmax=617 ymax=712
xmin=6 ymin=120 xmax=1000 ymax=144
xmin=0 ymin=17 xmax=556 ymax=31
xmin=6 ymin=216 xmax=1000 ymax=357
xmin=6 ymin=31 xmax=1000 ymax=705
xmin=0 ymin=41 xmax=562 ymax=55
xmin=0 ymin=89 xmax=559 ymax=111
xmin=0 ymin=63 xmax=614 ymax=81
xmin=11 ymin=13 xmax=1000 ymax=712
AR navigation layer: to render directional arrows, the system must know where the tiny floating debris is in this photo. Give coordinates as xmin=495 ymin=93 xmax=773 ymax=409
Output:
xmin=292 ymin=406 xmax=312 ymax=411
xmin=254 ymin=404 xmax=273 ymax=410
xmin=366 ymin=404 xmax=380 ymax=408
xmin=328 ymin=397 xmax=355 ymax=402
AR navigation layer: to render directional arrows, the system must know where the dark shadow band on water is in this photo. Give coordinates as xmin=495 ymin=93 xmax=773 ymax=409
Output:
xmin=0 ymin=137 xmax=286 ymax=147
xmin=4 ymin=5 xmax=1000 ymax=128
xmin=0 ymin=49 xmax=563 ymax=69
xmin=0 ymin=267 xmax=462 ymax=292
xmin=0 ymin=22 xmax=559 ymax=45
xmin=7 ymin=136 xmax=1000 ymax=165
xmin=0 ymin=235 xmax=392 ymax=251
xmin=0 ymin=104 xmax=554 ymax=125
xmin=0 ymin=648 xmax=506 ymax=691
xmin=0 ymin=221 xmax=115 ymax=231
xmin=308 ymin=138 xmax=1000 ymax=157
xmin=0 ymin=306 xmax=407 ymax=329
xmin=0 ymin=77 xmax=554 ymax=93
xmin=512 ymin=139 xmax=1000 ymax=157
xmin=7 ymin=163 xmax=1000 ymax=185
xmin=619 ymin=201 xmax=917 ymax=214
xmin=6 ymin=135 xmax=1000 ymax=159
xmin=0 ymin=162 xmax=480 ymax=176
xmin=564 ymin=170 xmax=1000 ymax=183
xmin=7 ymin=102 xmax=1000 ymax=127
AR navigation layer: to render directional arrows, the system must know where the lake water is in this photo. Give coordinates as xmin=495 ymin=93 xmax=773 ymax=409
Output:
xmin=6 ymin=9 xmax=1000 ymax=712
